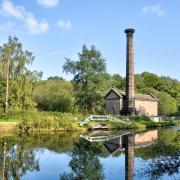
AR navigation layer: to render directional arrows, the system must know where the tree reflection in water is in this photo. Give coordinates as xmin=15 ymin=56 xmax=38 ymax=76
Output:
xmin=79 ymin=129 xmax=180 ymax=180
xmin=0 ymin=132 xmax=80 ymax=180
xmin=138 ymin=142 xmax=180 ymax=179
xmin=0 ymin=141 xmax=39 ymax=179
xmin=0 ymin=129 xmax=179 ymax=179
xmin=61 ymin=132 xmax=136 ymax=180
xmin=137 ymin=128 xmax=180 ymax=179
xmin=61 ymin=139 xmax=108 ymax=180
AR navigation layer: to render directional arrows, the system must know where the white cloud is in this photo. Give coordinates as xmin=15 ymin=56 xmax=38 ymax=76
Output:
xmin=142 ymin=4 xmax=166 ymax=16
xmin=58 ymin=20 xmax=72 ymax=29
xmin=37 ymin=0 xmax=59 ymax=8
xmin=25 ymin=16 xmax=49 ymax=34
xmin=0 ymin=0 xmax=49 ymax=34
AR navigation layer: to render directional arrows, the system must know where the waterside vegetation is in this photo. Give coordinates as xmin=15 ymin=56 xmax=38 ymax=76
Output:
xmin=0 ymin=112 xmax=179 ymax=133
xmin=0 ymin=37 xmax=179 ymax=132
xmin=0 ymin=128 xmax=179 ymax=179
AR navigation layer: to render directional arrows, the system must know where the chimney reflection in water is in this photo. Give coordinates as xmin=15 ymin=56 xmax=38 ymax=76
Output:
xmin=123 ymin=134 xmax=135 ymax=180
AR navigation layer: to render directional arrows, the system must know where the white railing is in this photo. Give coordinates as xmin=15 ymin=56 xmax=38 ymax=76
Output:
xmin=80 ymin=115 xmax=131 ymax=126
xmin=80 ymin=132 xmax=132 ymax=142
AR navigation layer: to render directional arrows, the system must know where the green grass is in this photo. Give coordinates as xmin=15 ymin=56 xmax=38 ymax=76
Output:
xmin=0 ymin=112 xmax=179 ymax=132
xmin=0 ymin=111 xmax=87 ymax=132
xmin=0 ymin=112 xmax=25 ymax=122
xmin=85 ymin=116 xmax=180 ymax=130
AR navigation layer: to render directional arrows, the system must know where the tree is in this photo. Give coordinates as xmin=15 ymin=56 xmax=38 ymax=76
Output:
xmin=109 ymin=74 xmax=125 ymax=90
xmin=0 ymin=36 xmax=41 ymax=112
xmin=135 ymin=74 xmax=146 ymax=91
xmin=139 ymin=87 xmax=177 ymax=115
xmin=141 ymin=72 xmax=159 ymax=88
xmin=155 ymin=91 xmax=177 ymax=115
xmin=33 ymin=79 xmax=74 ymax=112
xmin=47 ymin=76 xmax=64 ymax=81
xmin=63 ymin=45 xmax=107 ymax=113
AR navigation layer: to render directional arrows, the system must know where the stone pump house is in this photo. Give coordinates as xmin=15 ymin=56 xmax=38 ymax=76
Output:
xmin=105 ymin=88 xmax=158 ymax=116
xmin=105 ymin=28 xmax=159 ymax=116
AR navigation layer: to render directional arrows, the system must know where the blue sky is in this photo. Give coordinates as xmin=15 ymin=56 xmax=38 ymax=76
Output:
xmin=0 ymin=0 xmax=179 ymax=80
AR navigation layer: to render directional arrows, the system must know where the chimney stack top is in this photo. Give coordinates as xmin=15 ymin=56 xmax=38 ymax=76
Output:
xmin=125 ymin=28 xmax=135 ymax=34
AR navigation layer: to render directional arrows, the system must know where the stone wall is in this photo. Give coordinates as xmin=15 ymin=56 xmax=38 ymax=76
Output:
xmin=106 ymin=99 xmax=121 ymax=115
xmin=105 ymin=90 xmax=158 ymax=116
xmin=135 ymin=100 xmax=158 ymax=116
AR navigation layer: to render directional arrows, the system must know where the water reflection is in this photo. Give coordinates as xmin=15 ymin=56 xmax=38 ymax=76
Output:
xmin=124 ymin=134 xmax=134 ymax=180
xmin=2 ymin=142 xmax=6 ymax=180
xmin=0 ymin=128 xmax=179 ymax=180
xmin=0 ymin=141 xmax=39 ymax=180
xmin=60 ymin=139 xmax=105 ymax=180
xmin=137 ymin=128 xmax=180 ymax=179
xmin=0 ymin=132 xmax=81 ymax=180
xmin=81 ymin=130 xmax=158 ymax=180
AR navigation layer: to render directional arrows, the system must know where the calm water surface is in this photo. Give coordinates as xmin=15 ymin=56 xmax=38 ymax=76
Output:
xmin=0 ymin=127 xmax=180 ymax=180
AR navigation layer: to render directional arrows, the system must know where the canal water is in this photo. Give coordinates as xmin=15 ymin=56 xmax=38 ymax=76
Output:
xmin=0 ymin=127 xmax=179 ymax=180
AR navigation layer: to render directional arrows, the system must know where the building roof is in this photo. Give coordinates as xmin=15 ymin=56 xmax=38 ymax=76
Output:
xmin=105 ymin=88 xmax=159 ymax=102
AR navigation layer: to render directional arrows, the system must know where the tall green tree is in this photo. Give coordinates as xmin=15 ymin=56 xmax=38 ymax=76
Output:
xmin=0 ymin=36 xmax=41 ymax=112
xmin=63 ymin=45 xmax=107 ymax=113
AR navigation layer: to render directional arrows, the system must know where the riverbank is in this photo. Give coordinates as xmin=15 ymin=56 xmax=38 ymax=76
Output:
xmin=0 ymin=111 xmax=179 ymax=132
xmin=86 ymin=116 xmax=180 ymax=130
xmin=0 ymin=112 xmax=86 ymax=132
xmin=0 ymin=122 xmax=18 ymax=133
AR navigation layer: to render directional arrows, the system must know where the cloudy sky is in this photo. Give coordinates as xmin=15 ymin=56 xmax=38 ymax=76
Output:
xmin=0 ymin=0 xmax=179 ymax=80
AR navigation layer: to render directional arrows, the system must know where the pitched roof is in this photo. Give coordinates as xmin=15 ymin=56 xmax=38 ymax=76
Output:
xmin=104 ymin=88 xmax=125 ymax=98
xmin=105 ymin=88 xmax=159 ymax=102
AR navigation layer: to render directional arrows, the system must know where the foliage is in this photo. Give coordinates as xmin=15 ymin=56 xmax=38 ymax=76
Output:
xmin=0 ymin=36 xmax=42 ymax=113
xmin=60 ymin=139 xmax=108 ymax=180
xmin=15 ymin=111 xmax=86 ymax=132
xmin=137 ymin=129 xmax=180 ymax=179
xmin=0 ymin=37 xmax=179 ymax=116
xmin=156 ymin=92 xmax=177 ymax=115
xmin=106 ymin=71 xmax=180 ymax=115
xmin=33 ymin=79 xmax=74 ymax=112
xmin=47 ymin=76 xmax=64 ymax=80
xmin=0 ymin=140 xmax=39 ymax=179
xmin=140 ymin=88 xmax=177 ymax=115
xmin=136 ymin=72 xmax=180 ymax=115
xmin=106 ymin=74 xmax=125 ymax=90
xmin=0 ymin=132 xmax=79 ymax=179
xmin=63 ymin=45 xmax=107 ymax=114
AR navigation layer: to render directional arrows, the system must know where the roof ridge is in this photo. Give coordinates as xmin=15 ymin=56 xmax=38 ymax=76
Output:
xmin=107 ymin=88 xmax=158 ymax=101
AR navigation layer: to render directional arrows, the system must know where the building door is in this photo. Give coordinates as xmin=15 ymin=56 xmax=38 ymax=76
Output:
xmin=112 ymin=108 xmax=115 ymax=115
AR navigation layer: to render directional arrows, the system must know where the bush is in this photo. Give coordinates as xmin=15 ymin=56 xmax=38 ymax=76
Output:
xmin=17 ymin=112 xmax=85 ymax=132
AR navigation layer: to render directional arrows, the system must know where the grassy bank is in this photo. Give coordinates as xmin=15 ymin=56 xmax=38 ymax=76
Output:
xmin=86 ymin=116 xmax=180 ymax=130
xmin=0 ymin=112 xmax=86 ymax=132
xmin=0 ymin=112 xmax=179 ymax=132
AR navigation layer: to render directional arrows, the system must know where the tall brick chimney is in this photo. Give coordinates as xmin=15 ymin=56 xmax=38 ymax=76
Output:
xmin=125 ymin=28 xmax=135 ymax=115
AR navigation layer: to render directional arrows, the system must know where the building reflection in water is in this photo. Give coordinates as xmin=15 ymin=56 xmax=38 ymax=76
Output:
xmin=81 ymin=130 xmax=158 ymax=180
